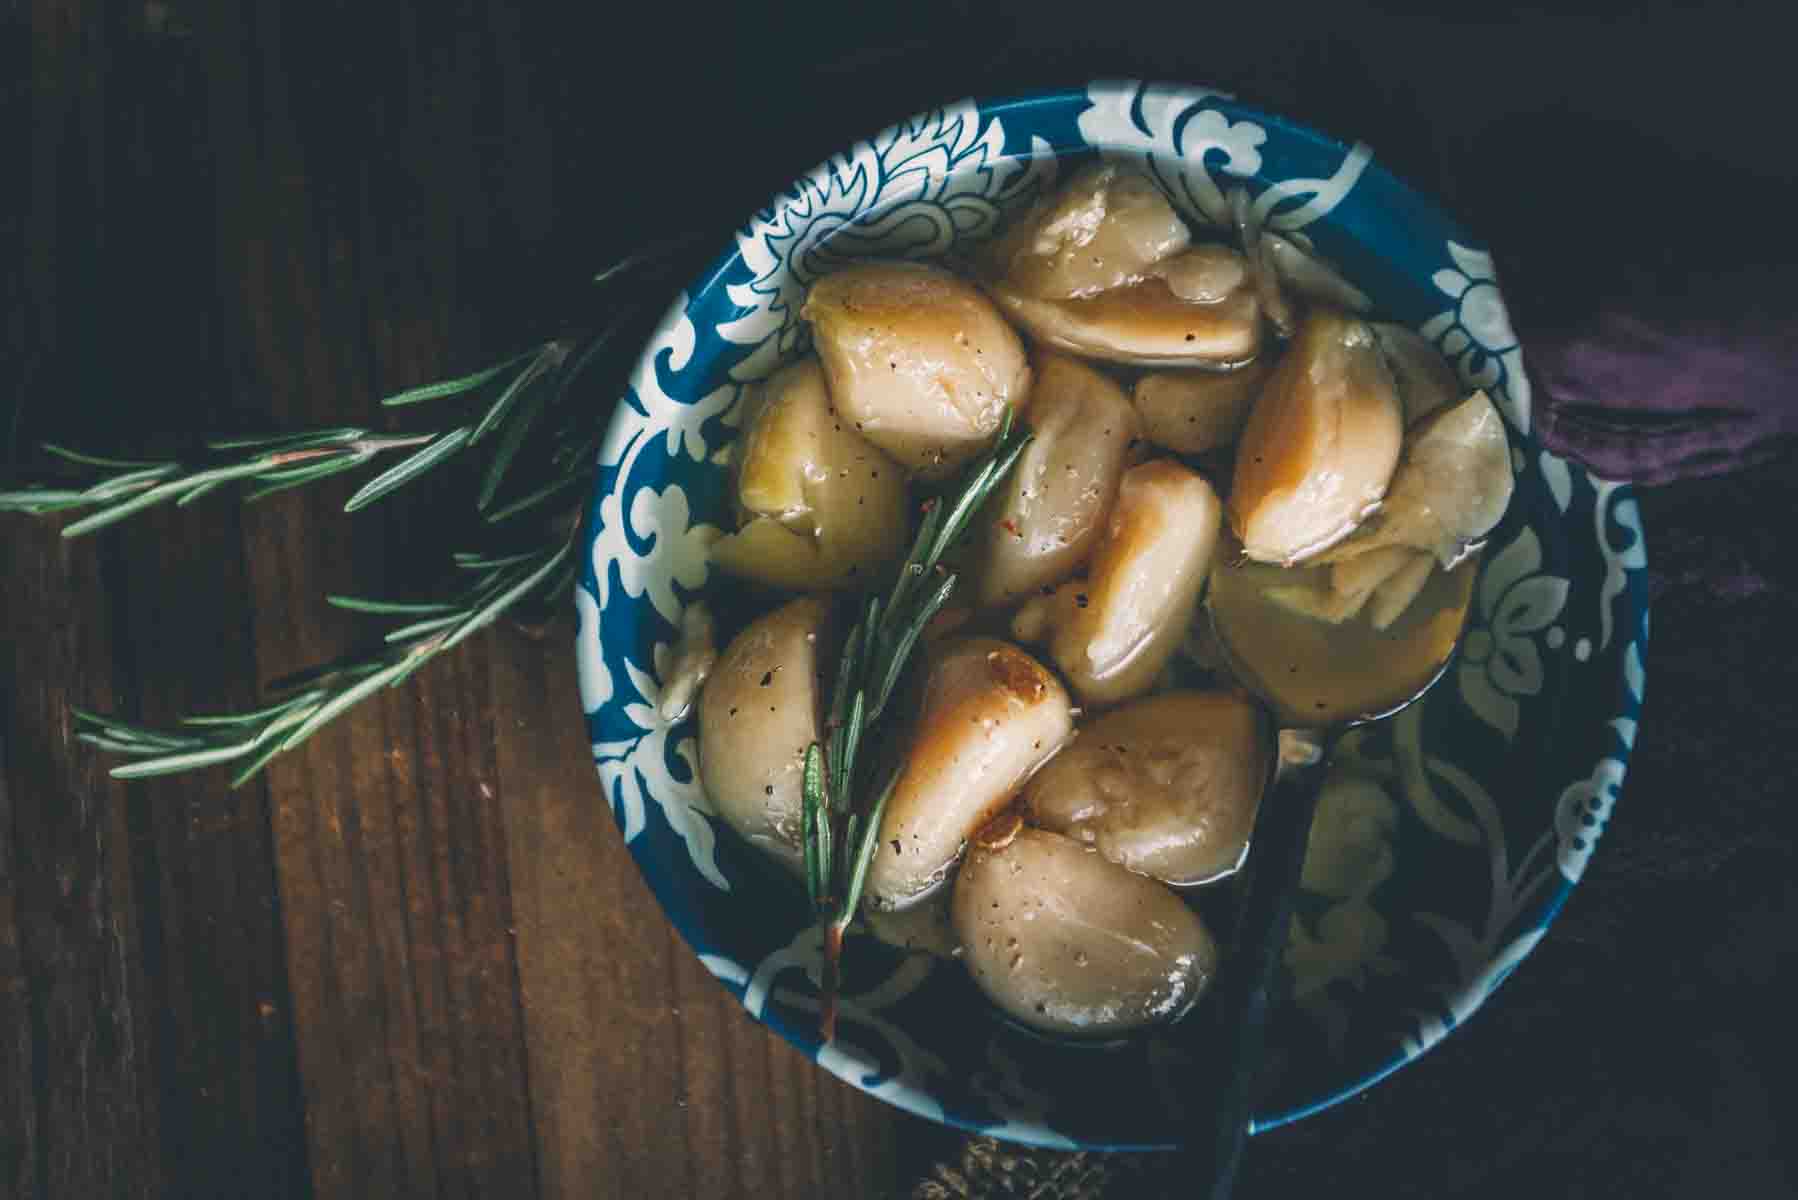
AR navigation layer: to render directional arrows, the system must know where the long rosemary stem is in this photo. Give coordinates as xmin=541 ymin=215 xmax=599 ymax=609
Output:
xmin=0 ymin=244 xmax=701 ymax=783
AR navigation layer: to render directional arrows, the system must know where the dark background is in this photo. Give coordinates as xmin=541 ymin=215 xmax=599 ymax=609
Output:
xmin=4 ymin=2 xmax=1796 ymax=1197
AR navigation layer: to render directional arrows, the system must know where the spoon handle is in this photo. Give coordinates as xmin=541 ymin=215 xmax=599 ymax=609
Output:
xmin=1197 ymin=727 xmax=1334 ymax=1200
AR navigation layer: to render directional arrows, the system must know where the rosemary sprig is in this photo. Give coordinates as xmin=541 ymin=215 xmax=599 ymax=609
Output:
xmin=1 ymin=240 xmax=708 ymax=784
xmin=72 ymin=531 xmax=577 ymax=785
xmin=801 ymin=412 xmax=1032 ymax=1042
xmin=0 ymin=337 xmax=583 ymax=531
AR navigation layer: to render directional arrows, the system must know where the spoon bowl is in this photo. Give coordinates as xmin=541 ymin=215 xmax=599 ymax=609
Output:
xmin=1207 ymin=553 xmax=1478 ymax=729
xmin=1191 ymin=550 xmax=1481 ymax=1197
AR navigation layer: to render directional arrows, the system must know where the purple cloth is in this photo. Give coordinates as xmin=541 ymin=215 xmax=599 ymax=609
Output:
xmin=1519 ymin=302 xmax=1798 ymax=486
xmin=1466 ymin=115 xmax=1798 ymax=487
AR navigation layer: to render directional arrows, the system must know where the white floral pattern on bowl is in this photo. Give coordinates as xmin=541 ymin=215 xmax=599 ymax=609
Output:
xmin=573 ymin=81 xmax=1650 ymax=1147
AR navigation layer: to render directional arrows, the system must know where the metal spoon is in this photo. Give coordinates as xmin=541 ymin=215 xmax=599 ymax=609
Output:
xmin=1191 ymin=550 xmax=1481 ymax=1199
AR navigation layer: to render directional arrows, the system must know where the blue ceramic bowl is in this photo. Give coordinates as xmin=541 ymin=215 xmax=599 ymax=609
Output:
xmin=573 ymin=81 xmax=1649 ymax=1147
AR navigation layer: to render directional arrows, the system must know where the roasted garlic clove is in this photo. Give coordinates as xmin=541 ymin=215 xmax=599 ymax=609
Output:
xmin=984 ymin=163 xmax=1190 ymax=300
xmin=988 ymin=276 xmax=1262 ymax=369
xmin=985 ymin=186 xmax=1259 ymax=367
xmin=657 ymin=600 xmax=718 ymax=723
xmin=969 ymin=352 xmax=1142 ymax=608
xmin=1263 ymin=232 xmax=1372 ymax=314
xmin=1317 ymin=389 xmax=1513 ymax=569
xmin=951 ymin=827 xmax=1219 ymax=1036
xmin=1259 ymin=543 xmax=1439 ymax=631
xmin=864 ymin=639 xmax=1073 ymax=911
xmin=1131 ymin=360 xmax=1271 ymax=455
xmin=1022 ymin=690 xmax=1269 ymax=886
xmin=1373 ymin=322 xmax=1461 ymax=426
xmin=1364 ymin=550 xmax=1436 ymax=630
xmin=1262 ymin=545 xmax=1411 ymax=625
xmin=698 ymin=596 xmax=830 ymax=872
xmin=1150 ymin=243 xmax=1249 ymax=303
xmin=1229 ymin=186 xmax=1297 ymax=339
xmin=1261 ymin=577 xmax=1374 ymax=625
xmin=802 ymin=262 xmax=1030 ymax=480
xmin=1330 ymin=543 xmax=1416 ymax=603
xmin=863 ymin=886 xmax=960 ymax=960
xmin=1228 ymin=309 xmax=1404 ymax=565
xmin=709 ymin=356 xmax=911 ymax=590
xmin=1012 ymin=459 xmax=1222 ymax=705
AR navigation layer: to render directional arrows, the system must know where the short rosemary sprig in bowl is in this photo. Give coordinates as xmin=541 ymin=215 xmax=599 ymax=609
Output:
xmin=799 ymin=411 xmax=1033 ymax=1041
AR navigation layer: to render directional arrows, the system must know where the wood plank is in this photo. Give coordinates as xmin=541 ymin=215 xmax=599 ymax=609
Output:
xmin=6 ymin=2 xmax=307 ymax=1197
xmin=0 ymin=524 xmax=161 ymax=1200
xmin=2 ymin=7 xmax=153 ymax=1198
xmin=99 ymin=4 xmax=314 ymax=1194
xmin=191 ymin=2 xmax=548 ymax=1193
xmin=107 ymin=506 xmax=313 ymax=1200
xmin=485 ymin=620 xmax=905 ymax=1200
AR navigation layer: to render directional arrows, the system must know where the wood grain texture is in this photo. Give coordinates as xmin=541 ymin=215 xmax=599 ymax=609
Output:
xmin=1 ymin=524 xmax=161 ymax=1200
xmin=6 ymin=3 xmax=308 ymax=1199
xmin=5 ymin=2 xmax=910 ymax=1198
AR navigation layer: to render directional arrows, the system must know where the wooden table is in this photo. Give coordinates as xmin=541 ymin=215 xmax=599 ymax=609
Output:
xmin=5 ymin=4 xmax=1795 ymax=1198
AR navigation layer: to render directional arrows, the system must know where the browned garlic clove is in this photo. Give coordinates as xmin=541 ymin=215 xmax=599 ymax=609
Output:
xmin=1130 ymin=360 xmax=1272 ymax=455
xmin=1262 ymin=582 xmax=1371 ymax=625
xmin=951 ymin=827 xmax=1219 ymax=1036
xmin=657 ymin=600 xmax=718 ymax=723
xmin=709 ymin=357 xmax=912 ymax=591
xmin=863 ymin=885 xmax=960 ymax=959
xmin=1228 ymin=309 xmax=1404 ymax=565
xmin=1150 ymin=243 xmax=1249 ymax=303
xmin=987 ymin=276 xmax=1262 ymax=369
xmin=1022 ymin=690 xmax=1269 ymax=886
xmin=983 ymin=177 xmax=1259 ymax=368
xmin=1330 ymin=543 xmax=1416 ymax=602
xmin=1229 ymin=187 xmax=1297 ymax=339
xmin=802 ymin=262 xmax=1030 ymax=480
xmin=983 ymin=163 xmax=1190 ymax=300
xmin=864 ymin=639 xmax=1073 ymax=911
xmin=1012 ymin=459 xmax=1222 ymax=706
xmin=968 ymin=352 xmax=1142 ymax=608
xmin=1262 ymin=544 xmax=1438 ymax=630
xmin=1263 ymin=231 xmax=1373 ymax=314
xmin=1262 ymin=545 xmax=1412 ymax=625
xmin=1373 ymin=322 xmax=1461 ymax=426
xmin=1365 ymin=550 xmax=1436 ymax=630
xmin=698 ymin=596 xmax=831 ymax=873
xmin=1317 ymin=389 xmax=1513 ymax=570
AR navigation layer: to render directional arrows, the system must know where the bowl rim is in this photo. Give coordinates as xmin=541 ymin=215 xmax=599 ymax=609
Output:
xmin=581 ymin=78 xmax=1651 ymax=1146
